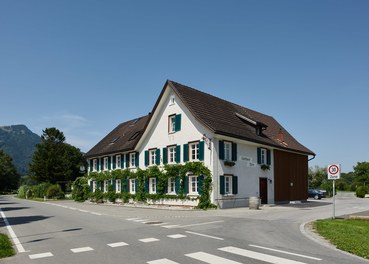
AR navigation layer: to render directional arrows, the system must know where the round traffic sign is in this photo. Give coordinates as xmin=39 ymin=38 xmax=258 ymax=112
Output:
xmin=328 ymin=164 xmax=339 ymax=175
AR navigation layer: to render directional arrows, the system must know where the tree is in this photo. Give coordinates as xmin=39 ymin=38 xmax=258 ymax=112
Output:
xmin=308 ymin=166 xmax=326 ymax=189
xmin=29 ymin=128 xmax=86 ymax=185
xmin=353 ymin=162 xmax=369 ymax=185
xmin=0 ymin=149 xmax=20 ymax=192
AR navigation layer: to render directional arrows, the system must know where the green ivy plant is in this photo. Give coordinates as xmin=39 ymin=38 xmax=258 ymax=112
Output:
xmin=83 ymin=161 xmax=215 ymax=209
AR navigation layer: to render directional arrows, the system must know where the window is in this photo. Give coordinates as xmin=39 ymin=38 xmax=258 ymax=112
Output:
xmin=93 ymin=159 xmax=98 ymax=171
xmin=116 ymin=179 xmax=121 ymax=193
xmin=129 ymin=178 xmax=136 ymax=194
xmin=260 ymin=148 xmax=266 ymax=164
xmin=189 ymin=142 xmax=199 ymax=161
xmin=224 ymin=142 xmax=232 ymax=161
xmin=92 ymin=181 xmax=96 ymax=192
xmin=149 ymin=178 xmax=156 ymax=194
xmin=220 ymin=175 xmax=238 ymax=195
xmin=167 ymin=177 xmax=175 ymax=194
xmin=129 ymin=152 xmax=136 ymax=168
xmin=104 ymin=180 xmax=109 ymax=193
xmin=103 ymin=157 xmax=108 ymax=170
xmin=169 ymin=95 xmax=175 ymax=105
xmin=169 ymin=115 xmax=176 ymax=133
xmin=168 ymin=146 xmax=176 ymax=164
xmin=149 ymin=149 xmax=156 ymax=166
xmin=188 ymin=175 xmax=198 ymax=195
xmin=257 ymin=148 xmax=270 ymax=165
xmin=116 ymin=155 xmax=121 ymax=169
xmin=224 ymin=175 xmax=233 ymax=194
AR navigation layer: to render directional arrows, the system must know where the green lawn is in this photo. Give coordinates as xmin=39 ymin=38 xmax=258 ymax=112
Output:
xmin=0 ymin=233 xmax=15 ymax=258
xmin=314 ymin=219 xmax=369 ymax=260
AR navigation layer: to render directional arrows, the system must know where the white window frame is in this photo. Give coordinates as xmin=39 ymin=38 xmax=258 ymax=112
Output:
xmin=115 ymin=179 xmax=121 ymax=193
xmin=224 ymin=175 xmax=233 ymax=195
xmin=169 ymin=114 xmax=176 ymax=133
xmin=93 ymin=159 xmax=97 ymax=171
xmin=260 ymin=148 xmax=267 ymax=165
xmin=189 ymin=142 xmax=199 ymax=161
xmin=149 ymin=177 xmax=157 ymax=194
xmin=188 ymin=175 xmax=198 ymax=195
xmin=116 ymin=155 xmax=121 ymax=169
xmin=167 ymin=177 xmax=175 ymax=194
xmin=104 ymin=180 xmax=109 ymax=193
xmin=149 ymin=149 xmax=156 ymax=166
xmin=103 ymin=157 xmax=108 ymax=171
xmin=224 ymin=142 xmax=232 ymax=161
xmin=129 ymin=153 xmax=136 ymax=168
xmin=168 ymin=146 xmax=176 ymax=164
xmin=92 ymin=181 xmax=96 ymax=192
xmin=129 ymin=178 xmax=136 ymax=194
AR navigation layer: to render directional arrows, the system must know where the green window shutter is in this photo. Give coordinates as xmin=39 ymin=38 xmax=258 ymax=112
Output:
xmin=199 ymin=141 xmax=205 ymax=161
xmin=257 ymin=148 xmax=261 ymax=164
xmin=219 ymin=175 xmax=225 ymax=195
xmin=96 ymin=158 xmax=99 ymax=171
xmin=219 ymin=140 xmax=225 ymax=160
xmin=100 ymin=158 xmax=103 ymax=171
xmin=112 ymin=155 xmax=116 ymax=169
xmin=184 ymin=176 xmax=189 ymax=194
xmin=175 ymin=114 xmax=181 ymax=132
xmin=175 ymin=176 xmax=180 ymax=193
xmin=120 ymin=155 xmax=124 ymax=168
xmin=266 ymin=149 xmax=271 ymax=165
xmin=162 ymin=147 xmax=167 ymax=164
xmin=176 ymin=145 xmax=181 ymax=163
xmin=111 ymin=179 xmax=115 ymax=191
xmin=108 ymin=156 xmax=111 ymax=170
xmin=90 ymin=181 xmax=93 ymax=192
xmin=89 ymin=160 xmax=93 ymax=171
xmin=198 ymin=175 xmax=204 ymax=195
xmin=232 ymin=143 xmax=237 ymax=161
xmin=233 ymin=176 xmax=238 ymax=194
xmin=156 ymin=148 xmax=160 ymax=165
xmin=135 ymin=178 xmax=138 ymax=192
xmin=135 ymin=152 xmax=139 ymax=167
xmin=144 ymin=150 xmax=149 ymax=166
xmin=125 ymin=179 xmax=129 ymax=192
xmin=125 ymin=154 xmax=129 ymax=168
xmin=144 ymin=179 xmax=149 ymax=193
xmin=183 ymin=144 xmax=189 ymax=162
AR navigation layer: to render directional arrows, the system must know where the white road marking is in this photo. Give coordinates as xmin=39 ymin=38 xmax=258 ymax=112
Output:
xmin=249 ymin=244 xmax=322 ymax=261
xmin=147 ymin=259 xmax=180 ymax=264
xmin=29 ymin=252 xmax=53 ymax=259
xmin=185 ymin=231 xmax=224 ymax=240
xmin=133 ymin=219 xmax=150 ymax=222
xmin=126 ymin=217 xmax=141 ymax=220
xmin=219 ymin=246 xmax=307 ymax=264
xmin=90 ymin=212 xmax=102 ymax=216
xmin=167 ymin=234 xmax=187 ymax=239
xmin=139 ymin=238 xmax=160 ymax=243
xmin=180 ymin=220 xmax=224 ymax=228
xmin=107 ymin=242 xmax=129 ymax=248
xmin=0 ymin=209 xmax=26 ymax=253
xmin=162 ymin=225 xmax=180 ymax=228
xmin=186 ymin=251 xmax=242 ymax=264
xmin=71 ymin=247 xmax=94 ymax=253
xmin=78 ymin=209 xmax=88 ymax=213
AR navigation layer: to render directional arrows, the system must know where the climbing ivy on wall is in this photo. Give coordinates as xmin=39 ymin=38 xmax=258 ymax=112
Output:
xmin=86 ymin=162 xmax=215 ymax=209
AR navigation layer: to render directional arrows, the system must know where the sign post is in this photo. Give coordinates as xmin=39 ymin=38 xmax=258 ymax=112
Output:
xmin=327 ymin=164 xmax=341 ymax=219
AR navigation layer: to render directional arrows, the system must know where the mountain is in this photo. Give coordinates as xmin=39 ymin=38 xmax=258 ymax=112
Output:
xmin=0 ymin=125 xmax=41 ymax=175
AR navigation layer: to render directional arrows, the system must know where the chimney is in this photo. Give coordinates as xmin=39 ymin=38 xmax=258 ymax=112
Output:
xmin=277 ymin=129 xmax=284 ymax=142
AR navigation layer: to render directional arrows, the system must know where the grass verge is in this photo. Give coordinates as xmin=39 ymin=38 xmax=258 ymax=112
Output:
xmin=314 ymin=219 xmax=369 ymax=260
xmin=0 ymin=233 xmax=15 ymax=258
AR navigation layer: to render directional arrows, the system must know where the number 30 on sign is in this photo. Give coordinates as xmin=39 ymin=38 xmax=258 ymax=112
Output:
xmin=327 ymin=164 xmax=341 ymax=180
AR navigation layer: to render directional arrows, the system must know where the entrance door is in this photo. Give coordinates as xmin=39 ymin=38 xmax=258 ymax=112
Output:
xmin=259 ymin=178 xmax=268 ymax=204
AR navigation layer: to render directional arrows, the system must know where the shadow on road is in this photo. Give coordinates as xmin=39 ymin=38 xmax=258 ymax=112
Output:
xmin=0 ymin=215 xmax=53 ymax=227
xmin=0 ymin=207 xmax=30 ymax=212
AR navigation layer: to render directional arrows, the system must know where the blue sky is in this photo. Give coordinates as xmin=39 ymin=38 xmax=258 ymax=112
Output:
xmin=1 ymin=0 xmax=368 ymax=172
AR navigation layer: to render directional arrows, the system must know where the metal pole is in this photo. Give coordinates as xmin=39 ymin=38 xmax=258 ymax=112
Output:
xmin=332 ymin=180 xmax=336 ymax=219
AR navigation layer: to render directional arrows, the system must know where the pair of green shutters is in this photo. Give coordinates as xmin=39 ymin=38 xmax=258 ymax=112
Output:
xmin=257 ymin=148 xmax=271 ymax=165
xmin=219 ymin=175 xmax=238 ymax=195
xmin=218 ymin=140 xmax=237 ymax=161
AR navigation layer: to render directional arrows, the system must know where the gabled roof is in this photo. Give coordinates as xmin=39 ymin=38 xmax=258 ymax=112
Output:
xmin=167 ymin=80 xmax=314 ymax=155
xmin=85 ymin=80 xmax=314 ymax=158
xmin=85 ymin=115 xmax=150 ymax=158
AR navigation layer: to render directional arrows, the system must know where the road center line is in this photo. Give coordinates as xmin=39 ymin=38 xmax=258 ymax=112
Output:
xmin=249 ymin=244 xmax=322 ymax=261
xmin=0 ymin=209 xmax=26 ymax=253
xmin=180 ymin=220 xmax=224 ymax=228
xmin=185 ymin=231 xmax=224 ymax=240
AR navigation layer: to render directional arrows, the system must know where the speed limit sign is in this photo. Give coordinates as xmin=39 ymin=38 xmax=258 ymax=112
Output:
xmin=328 ymin=164 xmax=341 ymax=180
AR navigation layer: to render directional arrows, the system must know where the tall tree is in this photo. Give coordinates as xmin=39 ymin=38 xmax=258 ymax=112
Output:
xmin=0 ymin=149 xmax=20 ymax=192
xmin=29 ymin=128 xmax=85 ymax=184
xmin=353 ymin=162 xmax=369 ymax=185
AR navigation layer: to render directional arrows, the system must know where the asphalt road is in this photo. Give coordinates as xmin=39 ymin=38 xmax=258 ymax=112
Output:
xmin=1 ymin=194 xmax=369 ymax=264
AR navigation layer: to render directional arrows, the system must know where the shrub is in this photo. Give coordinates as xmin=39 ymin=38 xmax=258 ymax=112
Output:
xmin=32 ymin=183 xmax=52 ymax=198
xmin=17 ymin=185 xmax=30 ymax=198
xmin=46 ymin=184 xmax=64 ymax=199
xmin=356 ymin=186 xmax=367 ymax=198
xmin=72 ymin=177 xmax=90 ymax=202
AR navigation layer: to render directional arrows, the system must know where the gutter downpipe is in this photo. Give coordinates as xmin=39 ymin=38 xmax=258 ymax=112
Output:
xmin=308 ymin=154 xmax=316 ymax=162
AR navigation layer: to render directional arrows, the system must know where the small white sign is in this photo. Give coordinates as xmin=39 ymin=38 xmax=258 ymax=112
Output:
xmin=327 ymin=164 xmax=341 ymax=180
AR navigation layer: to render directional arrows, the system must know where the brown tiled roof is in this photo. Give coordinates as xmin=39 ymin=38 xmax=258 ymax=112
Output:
xmin=85 ymin=115 xmax=150 ymax=158
xmin=167 ymin=80 xmax=315 ymax=155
